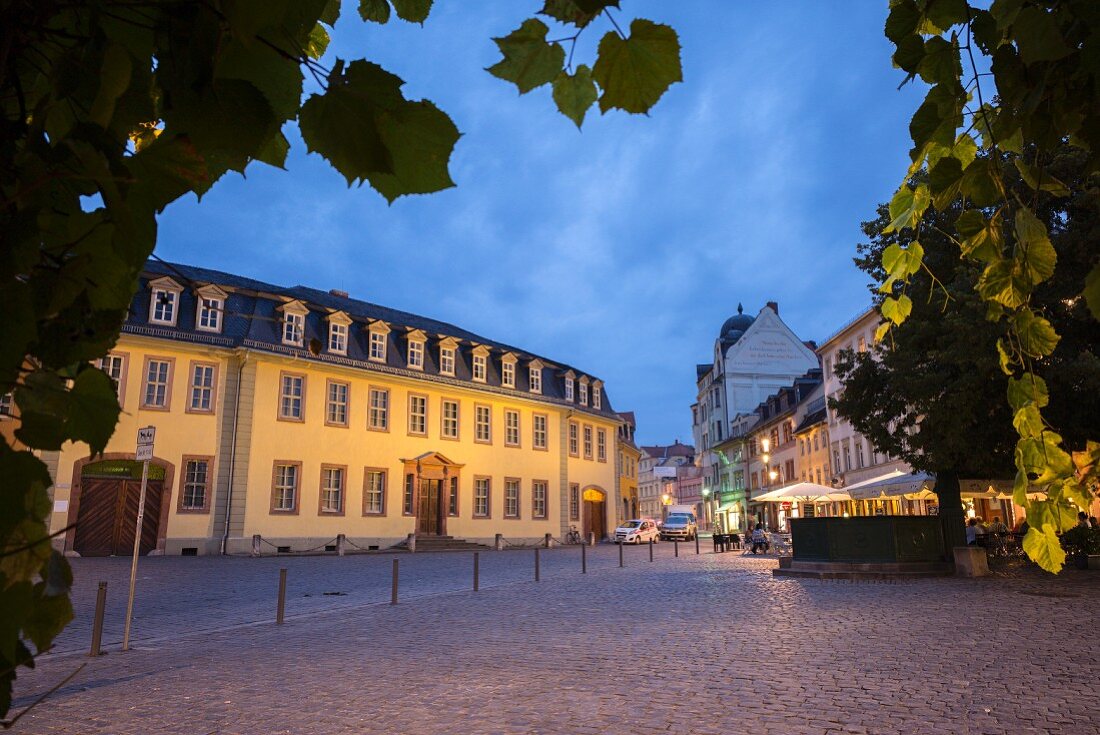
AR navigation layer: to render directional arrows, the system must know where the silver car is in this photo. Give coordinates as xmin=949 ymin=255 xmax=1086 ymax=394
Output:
xmin=660 ymin=513 xmax=698 ymax=541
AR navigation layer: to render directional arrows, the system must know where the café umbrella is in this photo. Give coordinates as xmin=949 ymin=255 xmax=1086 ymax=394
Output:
xmin=753 ymin=482 xmax=852 ymax=503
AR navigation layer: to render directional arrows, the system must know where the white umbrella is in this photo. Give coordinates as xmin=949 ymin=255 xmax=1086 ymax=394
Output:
xmin=753 ymin=482 xmax=851 ymax=503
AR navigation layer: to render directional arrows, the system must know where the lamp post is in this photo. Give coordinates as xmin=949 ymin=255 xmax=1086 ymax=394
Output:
xmin=701 ymin=488 xmax=711 ymax=531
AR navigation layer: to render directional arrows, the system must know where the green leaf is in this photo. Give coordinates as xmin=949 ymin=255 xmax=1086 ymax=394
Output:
xmin=1013 ymin=159 xmax=1070 ymax=197
xmin=955 ymin=208 xmax=1002 ymax=262
xmin=928 ymin=155 xmax=963 ymax=209
xmin=996 ymin=337 xmax=1015 ymax=374
xmin=1013 ymin=207 xmax=1056 ymax=286
xmin=592 ymin=19 xmax=682 ymax=114
xmin=1014 ymin=308 xmax=1060 ymax=357
xmin=1007 ymin=372 xmax=1049 ymax=410
xmin=1022 ymin=524 xmax=1065 ymax=573
xmin=924 ymin=0 xmax=969 ymax=30
xmin=487 ymin=19 xmax=564 ymax=94
xmin=68 ymin=368 xmax=122 ymax=454
xmin=977 ymin=259 xmax=1029 ymax=308
xmin=884 ymin=0 xmax=920 ymax=42
xmin=960 ymin=157 xmax=1001 ymax=207
xmin=359 ymin=0 xmax=391 ymax=23
xmin=874 ymin=321 xmax=892 ymax=343
xmin=255 ymin=131 xmax=290 ymax=169
xmin=321 ymin=0 xmax=341 ymax=25
xmin=90 ymin=44 xmax=133 ymax=129
xmin=391 ymin=0 xmax=432 ymax=23
xmin=1084 ymin=264 xmax=1100 ymax=320
xmin=879 ymin=241 xmax=925 ymax=293
xmin=909 ymin=83 xmax=963 ymax=151
xmin=307 ymin=23 xmax=331 ymax=59
xmin=541 ymin=0 xmax=617 ymax=27
xmin=1013 ymin=6 xmax=1072 ymax=65
xmin=552 ymin=65 xmax=598 ymax=128
xmin=892 ymin=34 xmax=926 ymax=74
xmin=1012 ymin=404 xmax=1044 ymax=438
xmin=884 ymin=184 xmax=930 ymax=233
xmin=881 ymin=294 xmax=913 ymax=325
xmin=367 ymin=99 xmax=460 ymax=202
xmin=918 ymin=35 xmax=960 ymax=86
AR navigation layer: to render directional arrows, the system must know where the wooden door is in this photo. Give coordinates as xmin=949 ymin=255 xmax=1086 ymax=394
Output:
xmin=584 ymin=500 xmax=606 ymax=540
xmin=73 ymin=478 xmax=164 ymax=556
xmin=418 ymin=479 xmax=441 ymax=535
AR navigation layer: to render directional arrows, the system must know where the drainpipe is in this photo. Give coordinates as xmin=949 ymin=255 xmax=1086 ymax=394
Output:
xmin=221 ymin=349 xmax=248 ymax=555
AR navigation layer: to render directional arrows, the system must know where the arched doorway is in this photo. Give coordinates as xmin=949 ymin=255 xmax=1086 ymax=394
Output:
xmin=582 ymin=487 xmax=607 ymax=540
xmin=69 ymin=456 xmax=172 ymax=556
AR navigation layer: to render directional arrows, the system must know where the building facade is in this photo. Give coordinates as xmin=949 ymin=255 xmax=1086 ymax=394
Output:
xmin=616 ymin=412 xmax=641 ymax=522
xmin=46 ymin=262 xmax=621 ymax=555
xmin=637 ymin=441 xmax=694 ymax=520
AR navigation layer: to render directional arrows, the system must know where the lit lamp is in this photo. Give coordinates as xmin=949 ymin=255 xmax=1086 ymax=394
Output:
xmin=768 ymin=469 xmax=778 ymax=481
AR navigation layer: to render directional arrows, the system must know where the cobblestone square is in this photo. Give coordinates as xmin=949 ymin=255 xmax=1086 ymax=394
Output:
xmin=13 ymin=546 xmax=1100 ymax=735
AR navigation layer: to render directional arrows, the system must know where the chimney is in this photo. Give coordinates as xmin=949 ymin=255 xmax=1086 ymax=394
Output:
xmin=766 ymin=301 xmax=779 ymax=314
xmin=329 ymin=289 xmax=349 ymax=298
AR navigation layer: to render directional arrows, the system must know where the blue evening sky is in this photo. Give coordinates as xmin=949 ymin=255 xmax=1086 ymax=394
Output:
xmin=154 ymin=2 xmax=923 ymax=447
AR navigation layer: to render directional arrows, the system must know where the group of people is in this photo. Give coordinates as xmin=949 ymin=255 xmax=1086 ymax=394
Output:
xmin=965 ymin=511 xmax=1099 ymax=547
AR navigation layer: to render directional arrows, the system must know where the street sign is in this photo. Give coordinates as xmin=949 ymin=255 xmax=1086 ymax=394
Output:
xmin=125 ymin=425 xmax=156 ymax=651
xmin=137 ymin=425 xmax=156 ymax=447
xmin=136 ymin=443 xmax=153 ymax=461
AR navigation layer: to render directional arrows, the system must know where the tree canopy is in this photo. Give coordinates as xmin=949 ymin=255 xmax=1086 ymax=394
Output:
xmin=0 ymin=0 xmax=682 ymax=721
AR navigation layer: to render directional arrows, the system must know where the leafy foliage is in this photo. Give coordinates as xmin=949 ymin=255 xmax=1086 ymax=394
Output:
xmin=0 ymin=0 xmax=681 ymax=719
xmin=881 ymin=1 xmax=1100 ymax=571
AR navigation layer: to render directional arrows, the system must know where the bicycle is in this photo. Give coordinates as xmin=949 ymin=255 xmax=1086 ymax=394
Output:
xmin=564 ymin=526 xmax=583 ymax=545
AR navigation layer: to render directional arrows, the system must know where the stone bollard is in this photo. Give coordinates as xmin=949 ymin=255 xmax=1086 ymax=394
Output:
xmin=406 ymin=533 xmax=416 ymax=553
xmin=337 ymin=533 xmax=346 ymax=556
xmin=251 ymin=534 xmax=261 ymax=557
xmin=495 ymin=533 xmax=504 ymax=551
xmin=544 ymin=533 xmax=553 ymax=549
xmin=587 ymin=532 xmax=595 ymax=547
xmin=953 ymin=546 xmax=990 ymax=577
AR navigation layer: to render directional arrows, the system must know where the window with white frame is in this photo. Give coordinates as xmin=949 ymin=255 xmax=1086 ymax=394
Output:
xmin=569 ymin=483 xmax=579 ymax=521
xmin=597 ymin=429 xmax=607 ymax=462
xmin=368 ymin=388 xmax=388 ymax=430
xmin=279 ymin=374 xmax=304 ymax=420
xmin=407 ymin=339 xmax=424 ymax=369
xmin=143 ymin=359 xmax=171 ymax=408
xmin=320 ymin=466 xmax=344 ymax=513
xmin=189 ymin=363 xmax=215 ymax=412
xmin=583 ymin=425 xmax=593 ymax=459
xmin=97 ymin=354 xmax=125 ymax=399
xmin=593 ymin=384 xmax=602 ymax=409
xmin=529 ymin=366 xmax=541 ymax=393
xmin=565 ymin=376 xmax=574 ymax=401
xmin=440 ymin=346 xmax=455 ymax=376
xmin=501 ymin=360 xmax=515 ymax=388
xmin=182 ymin=458 xmax=209 ymax=510
xmin=364 ymin=469 xmax=386 ymax=514
xmin=579 ymin=382 xmax=589 ymax=406
xmin=474 ymin=477 xmax=490 ymax=517
xmin=403 ymin=474 xmax=415 ymax=515
xmin=532 ymin=480 xmax=547 ymax=519
xmin=369 ymin=330 xmax=387 ymax=361
xmin=472 ymin=353 xmax=487 ymax=382
xmin=408 ymin=394 xmax=427 ymax=435
xmin=282 ymin=312 xmax=304 ymax=346
xmin=441 ymin=399 xmax=459 ymax=439
xmin=272 ymin=464 xmax=298 ymax=511
xmin=448 ymin=476 xmax=458 ymax=516
xmin=533 ymin=414 xmax=547 ymax=450
xmin=328 ymin=322 xmax=348 ymax=354
xmin=326 ymin=381 xmax=349 ymax=426
xmin=568 ymin=421 xmax=579 ymax=456
xmin=197 ymin=297 xmax=222 ymax=332
xmin=504 ymin=409 xmax=520 ymax=446
xmin=475 ymin=404 xmax=491 ymax=443
xmin=150 ymin=288 xmax=177 ymax=325
xmin=504 ymin=479 xmax=520 ymax=518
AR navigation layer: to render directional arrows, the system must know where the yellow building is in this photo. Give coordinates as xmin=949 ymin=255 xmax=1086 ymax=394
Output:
xmin=615 ymin=411 xmax=641 ymax=522
xmin=46 ymin=262 xmax=621 ymax=555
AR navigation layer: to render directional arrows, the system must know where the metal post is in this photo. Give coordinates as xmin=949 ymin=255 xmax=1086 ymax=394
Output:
xmin=89 ymin=582 xmax=107 ymax=657
xmin=535 ymin=548 xmax=540 ymax=582
xmin=619 ymin=541 xmax=624 ymax=568
xmin=675 ymin=540 xmax=679 ymax=558
xmin=581 ymin=541 xmax=587 ymax=574
xmin=695 ymin=534 xmax=700 ymax=555
xmin=337 ymin=533 xmax=346 ymax=556
xmin=587 ymin=531 xmax=595 ymax=547
xmin=544 ymin=532 xmax=552 ymax=549
xmin=276 ymin=568 xmax=287 ymax=624
xmin=391 ymin=558 xmax=399 ymax=604
xmin=122 ymin=458 xmax=149 ymax=651
xmin=649 ymin=538 xmax=654 ymax=562
xmin=473 ymin=552 xmax=480 ymax=591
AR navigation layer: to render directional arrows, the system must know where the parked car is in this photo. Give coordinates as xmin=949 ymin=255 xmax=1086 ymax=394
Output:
xmin=613 ymin=519 xmax=661 ymax=544
xmin=660 ymin=512 xmax=698 ymax=541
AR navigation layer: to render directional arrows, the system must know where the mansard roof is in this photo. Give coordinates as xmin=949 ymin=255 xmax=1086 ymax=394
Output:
xmin=125 ymin=260 xmax=617 ymax=418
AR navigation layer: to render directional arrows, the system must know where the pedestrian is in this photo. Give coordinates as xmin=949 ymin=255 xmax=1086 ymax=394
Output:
xmin=1090 ymin=516 xmax=1099 ymax=530
xmin=1077 ymin=511 xmax=1089 ymax=529
xmin=989 ymin=516 xmax=1008 ymax=535
xmin=965 ymin=518 xmax=979 ymax=546
xmin=751 ymin=523 xmax=769 ymax=554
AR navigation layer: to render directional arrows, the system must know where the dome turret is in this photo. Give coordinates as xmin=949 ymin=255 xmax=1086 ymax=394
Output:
xmin=720 ymin=303 xmax=754 ymax=345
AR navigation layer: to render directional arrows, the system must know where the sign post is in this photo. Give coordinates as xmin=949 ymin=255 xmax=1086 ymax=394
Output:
xmin=123 ymin=426 xmax=155 ymax=651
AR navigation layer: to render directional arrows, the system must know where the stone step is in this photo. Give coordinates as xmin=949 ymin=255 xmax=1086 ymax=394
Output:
xmin=772 ymin=559 xmax=953 ymax=580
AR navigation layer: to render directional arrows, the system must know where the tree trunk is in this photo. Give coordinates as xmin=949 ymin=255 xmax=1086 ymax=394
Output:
xmin=934 ymin=470 xmax=966 ymax=559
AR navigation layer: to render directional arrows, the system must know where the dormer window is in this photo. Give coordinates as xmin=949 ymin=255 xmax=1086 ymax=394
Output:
xmin=283 ymin=312 xmax=304 ymax=346
xmin=564 ymin=371 xmax=575 ymax=401
xmin=368 ymin=321 xmax=390 ymax=362
xmin=579 ymin=379 xmax=589 ymax=407
xmin=406 ymin=329 xmax=426 ymax=370
xmin=439 ymin=338 xmax=458 ymax=376
xmin=592 ymin=381 xmax=602 ymax=410
xmin=326 ymin=312 xmax=352 ymax=355
xmin=472 ymin=346 xmax=488 ymax=382
xmin=528 ymin=361 xmax=543 ymax=394
xmin=194 ymin=284 xmax=228 ymax=333
xmin=148 ymin=277 xmax=182 ymax=326
xmin=501 ymin=354 xmax=517 ymax=389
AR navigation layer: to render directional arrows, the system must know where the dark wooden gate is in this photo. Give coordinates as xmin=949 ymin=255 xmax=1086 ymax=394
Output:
xmin=584 ymin=499 xmax=606 ymax=540
xmin=417 ymin=479 xmax=442 ymax=535
xmin=74 ymin=478 xmax=164 ymax=556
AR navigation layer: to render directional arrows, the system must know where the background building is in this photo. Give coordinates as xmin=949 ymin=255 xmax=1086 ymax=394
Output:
xmin=637 ymin=441 xmax=694 ymax=519
xmin=616 ymin=412 xmax=641 ymax=522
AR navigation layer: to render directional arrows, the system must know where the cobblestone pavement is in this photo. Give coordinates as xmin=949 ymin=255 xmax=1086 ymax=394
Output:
xmin=13 ymin=545 xmax=1100 ymax=735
